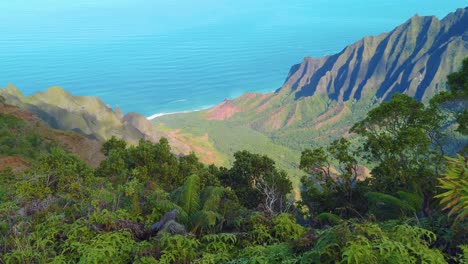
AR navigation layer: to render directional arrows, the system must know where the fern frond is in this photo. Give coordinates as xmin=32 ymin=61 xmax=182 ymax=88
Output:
xmin=436 ymin=155 xmax=467 ymax=223
xmin=201 ymin=186 xmax=224 ymax=212
xmin=315 ymin=212 xmax=343 ymax=225
xmin=180 ymin=174 xmax=201 ymax=215
xmin=397 ymin=191 xmax=422 ymax=212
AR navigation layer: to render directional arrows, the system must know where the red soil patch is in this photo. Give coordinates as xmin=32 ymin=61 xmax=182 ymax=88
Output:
xmin=285 ymin=103 xmax=300 ymax=126
xmin=314 ymin=104 xmax=345 ymax=123
xmin=254 ymin=94 xmax=277 ymax=113
xmin=167 ymin=129 xmax=220 ymax=165
xmin=206 ymin=99 xmax=242 ymax=120
xmin=356 ymin=165 xmax=371 ymax=180
xmin=238 ymin=92 xmax=258 ymax=101
xmin=53 ymin=132 xmax=105 ymax=168
xmin=313 ymin=104 xmax=348 ymax=129
xmin=192 ymin=145 xmax=217 ymax=165
xmin=239 ymin=93 xmax=273 ymax=112
xmin=0 ymin=156 xmax=30 ymax=172
xmin=256 ymin=101 xmax=272 ymax=113
xmin=1 ymin=104 xmax=39 ymax=125
xmin=265 ymin=106 xmax=289 ymax=130
xmin=168 ymin=129 xmax=182 ymax=137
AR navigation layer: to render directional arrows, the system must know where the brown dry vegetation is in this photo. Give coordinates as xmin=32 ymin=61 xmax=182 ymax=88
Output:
xmin=0 ymin=156 xmax=30 ymax=173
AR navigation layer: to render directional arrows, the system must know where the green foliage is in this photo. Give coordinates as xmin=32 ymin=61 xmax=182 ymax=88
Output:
xmin=299 ymin=147 xmax=329 ymax=177
xmin=396 ymin=191 xmax=423 ymax=213
xmin=431 ymin=57 xmax=468 ymax=136
xmin=14 ymin=148 xmax=94 ymax=204
xmin=159 ymin=234 xmax=200 ymax=264
xmin=315 ymin=212 xmax=343 ymax=226
xmin=300 ymin=138 xmax=367 ymax=218
xmin=74 ymin=231 xmax=136 ymax=264
xmin=179 ymin=175 xmax=201 ymax=216
xmin=350 ymin=93 xmax=445 ymax=216
xmin=459 ymin=245 xmax=468 ymax=263
xmin=303 ymin=221 xmax=446 ymax=264
xmin=272 ymin=213 xmax=306 ymax=242
xmin=233 ymin=243 xmax=297 ymax=264
xmin=146 ymin=188 xmax=188 ymax=224
xmin=97 ymin=137 xmax=218 ymax=192
xmin=101 ymin=136 xmax=127 ymax=156
xmin=199 ymin=233 xmax=238 ymax=263
xmin=219 ymin=150 xmax=293 ymax=214
xmin=0 ymin=113 xmax=53 ymax=159
xmin=169 ymin=174 xmax=233 ymax=234
xmin=435 ymin=155 xmax=468 ymax=223
xmin=367 ymin=192 xmax=417 ymax=220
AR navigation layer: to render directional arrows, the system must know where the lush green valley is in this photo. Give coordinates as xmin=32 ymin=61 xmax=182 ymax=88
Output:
xmin=0 ymin=59 xmax=467 ymax=263
xmin=152 ymin=8 xmax=468 ymax=186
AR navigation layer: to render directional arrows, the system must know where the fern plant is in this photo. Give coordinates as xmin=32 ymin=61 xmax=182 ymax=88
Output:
xmin=301 ymin=221 xmax=447 ymax=264
xmin=367 ymin=192 xmax=418 ymax=220
xmin=74 ymin=231 xmax=136 ymax=264
xmin=171 ymin=175 xmax=226 ymax=234
xmin=197 ymin=233 xmax=238 ymax=263
xmin=159 ymin=234 xmax=200 ymax=264
xmin=272 ymin=213 xmax=306 ymax=242
xmin=231 ymin=243 xmax=298 ymax=264
xmin=435 ymin=155 xmax=468 ymax=223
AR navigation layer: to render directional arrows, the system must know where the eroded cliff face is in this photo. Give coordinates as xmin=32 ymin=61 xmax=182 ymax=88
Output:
xmin=281 ymin=7 xmax=468 ymax=104
xmin=198 ymin=8 xmax=468 ymax=134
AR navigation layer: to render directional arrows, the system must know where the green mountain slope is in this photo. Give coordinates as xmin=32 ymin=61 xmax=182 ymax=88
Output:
xmin=0 ymin=84 xmax=211 ymax=161
xmin=152 ymin=7 xmax=468 ymax=182
xmin=0 ymin=99 xmax=104 ymax=169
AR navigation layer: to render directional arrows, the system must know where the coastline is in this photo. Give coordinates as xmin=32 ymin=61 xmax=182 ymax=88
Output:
xmin=146 ymin=109 xmax=204 ymax=120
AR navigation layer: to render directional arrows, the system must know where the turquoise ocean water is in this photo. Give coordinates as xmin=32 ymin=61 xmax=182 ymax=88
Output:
xmin=0 ymin=1 xmax=465 ymax=116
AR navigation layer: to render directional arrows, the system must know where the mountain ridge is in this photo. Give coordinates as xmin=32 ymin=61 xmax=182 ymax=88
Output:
xmin=282 ymin=7 xmax=467 ymax=104
xmin=152 ymin=7 xmax=467 ymax=180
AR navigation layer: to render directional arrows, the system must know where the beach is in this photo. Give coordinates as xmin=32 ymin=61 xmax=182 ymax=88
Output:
xmin=147 ymin=109 xmax=204 ymax=120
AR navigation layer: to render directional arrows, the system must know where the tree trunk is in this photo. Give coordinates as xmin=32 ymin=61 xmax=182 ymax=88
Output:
xmin=422 ymin=192 xmax=430 ymax=217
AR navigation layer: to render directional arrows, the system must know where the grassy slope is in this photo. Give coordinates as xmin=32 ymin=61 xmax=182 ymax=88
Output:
xmin=155 ymin=111 xmax=304 ymax=189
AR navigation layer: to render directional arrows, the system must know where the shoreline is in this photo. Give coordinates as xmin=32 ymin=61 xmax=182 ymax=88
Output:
xmin=146 ymin=109 xmax=204 ymax=120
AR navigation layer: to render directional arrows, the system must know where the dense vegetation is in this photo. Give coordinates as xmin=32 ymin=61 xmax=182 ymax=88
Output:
xmin=0 ymin=60 xmax=467 ymax=263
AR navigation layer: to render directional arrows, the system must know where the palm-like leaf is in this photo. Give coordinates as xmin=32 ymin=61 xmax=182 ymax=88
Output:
xmin=397 ymin=191 xmax=423 ymax=212
xmin=170 ymin=175 xmax=226 ymax=233
xmin=154 ymin=199 xmax=188 ymax=224
xmin=190 ymin=210 xmax=223 ymax=233
xmin=367 ymin=191 xmax=417 ymax=219
xmin=201 ymin=186 xmax=224 ymax=211
xmin=435 ymin=155 xmax=468 ymax=223
xmin=179 ymin=174 xmax=201 ymax=215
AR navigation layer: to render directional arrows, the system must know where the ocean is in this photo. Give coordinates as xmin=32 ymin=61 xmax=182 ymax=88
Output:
xmin=0 ymin=0 xmax=465 ymax=117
